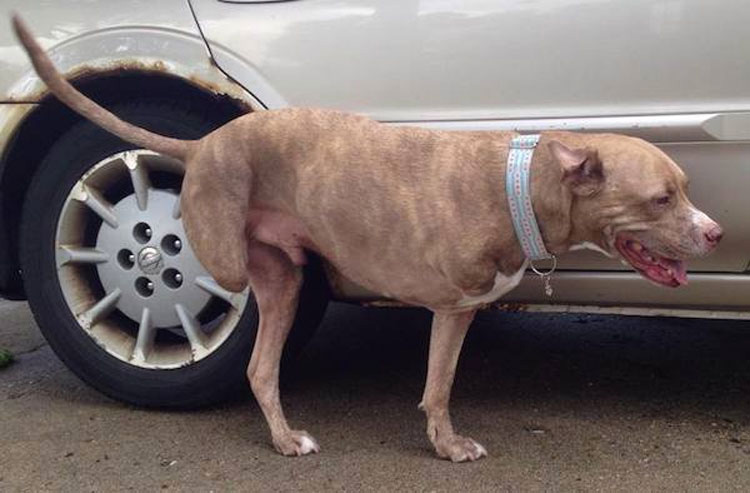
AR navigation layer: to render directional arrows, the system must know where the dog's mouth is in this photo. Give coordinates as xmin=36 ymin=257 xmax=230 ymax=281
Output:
xmin=614 ymin=235 xmax=687 ymax=288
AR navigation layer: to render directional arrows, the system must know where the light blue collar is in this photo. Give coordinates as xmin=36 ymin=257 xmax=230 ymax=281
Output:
xmin=505 ymin=134 xmax=554 ymax=261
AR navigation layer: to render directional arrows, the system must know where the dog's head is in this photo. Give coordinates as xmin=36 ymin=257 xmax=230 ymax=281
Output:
xmin=548 ymin=135 xmax=722 ymax=287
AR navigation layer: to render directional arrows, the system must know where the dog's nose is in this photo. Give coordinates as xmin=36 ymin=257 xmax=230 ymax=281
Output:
xmin=704 ymin=224 xmax=723 ymax=246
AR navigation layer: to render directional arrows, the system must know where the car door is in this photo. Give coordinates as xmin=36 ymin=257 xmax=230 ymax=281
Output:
xmin=190 ymin=0 xmax=750 ymax=282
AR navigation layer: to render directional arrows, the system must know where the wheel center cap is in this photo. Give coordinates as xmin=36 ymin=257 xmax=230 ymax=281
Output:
xmin=137 ymin=246 xmax=164 ymax=275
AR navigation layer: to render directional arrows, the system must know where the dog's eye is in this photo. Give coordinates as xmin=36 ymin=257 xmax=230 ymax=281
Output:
xmin=654 ymin=194 xmax=672 ymax=206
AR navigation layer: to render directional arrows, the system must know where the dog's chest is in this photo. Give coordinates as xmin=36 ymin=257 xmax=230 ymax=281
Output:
xmin=455 ymin=261 xmax=528 ymax=308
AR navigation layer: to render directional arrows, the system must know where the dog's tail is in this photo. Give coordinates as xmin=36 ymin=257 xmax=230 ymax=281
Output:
xmin=11 ymin=14 xmax=194 ymax=160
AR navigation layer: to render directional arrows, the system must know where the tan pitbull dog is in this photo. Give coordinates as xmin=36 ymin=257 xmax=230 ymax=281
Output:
xmin=15 ymin=15 xmax=722 ymax=462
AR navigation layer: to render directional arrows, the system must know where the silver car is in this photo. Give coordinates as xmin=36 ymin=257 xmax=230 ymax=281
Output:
xmin=1 ymin=0 xmax=748 ymax=406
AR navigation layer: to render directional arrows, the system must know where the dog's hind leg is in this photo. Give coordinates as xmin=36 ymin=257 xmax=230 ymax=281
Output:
xmin=245 ymin=240 xmax=319 ymax=456
xmin=419 ymin=309 xmax=487 ymax=462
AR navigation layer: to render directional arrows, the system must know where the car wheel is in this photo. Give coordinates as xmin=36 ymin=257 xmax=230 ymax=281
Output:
xmin=19 ymin=99 xmax=329 ymax=408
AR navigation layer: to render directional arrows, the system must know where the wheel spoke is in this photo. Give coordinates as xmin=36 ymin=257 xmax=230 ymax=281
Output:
xmin=77 ymin=288 xmax=122 ymax=330
xmin=131 ymin=307 xmax=155 ymax=364
xmin=124 ymin=151 xmax=151 ymax=211
xmin=75 ymin=184 xmax=119 ymax=228
xmin=195 ymin=276 xmax=241 ymax=309
xmin=57 ymin=246 xmax=109 ymax=267
xmin=172 ymin=194 xmax=182 ymax=219
xmin=174 ymin=303 xmax=208 ymax=358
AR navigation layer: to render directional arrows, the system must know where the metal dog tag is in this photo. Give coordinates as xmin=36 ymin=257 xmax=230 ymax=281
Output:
xmin=530 ymin=256 xmax=557 ymax=298
xmin=542 ymin=274 xmax=553 ymax=297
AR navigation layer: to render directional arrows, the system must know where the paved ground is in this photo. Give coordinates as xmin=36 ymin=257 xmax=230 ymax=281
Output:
xmin=2 ymin=299 xmax=750 ymax=492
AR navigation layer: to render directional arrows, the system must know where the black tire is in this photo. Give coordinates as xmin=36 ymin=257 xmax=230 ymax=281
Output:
xmin=19 ymin=99 xmax=329 ymax=408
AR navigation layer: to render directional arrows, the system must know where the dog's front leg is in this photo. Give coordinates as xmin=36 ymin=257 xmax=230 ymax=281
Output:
xmin=419 ymin=309 xmax=486 ymax=462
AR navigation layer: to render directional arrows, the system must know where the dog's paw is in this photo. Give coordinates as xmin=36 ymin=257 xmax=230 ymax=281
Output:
xmin=273 ymin=430 xmax=320 ymax=457
xmin=435 ymin=435 xmax=487 ymax=462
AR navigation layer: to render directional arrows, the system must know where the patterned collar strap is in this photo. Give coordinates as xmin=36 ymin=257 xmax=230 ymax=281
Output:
xmin=505 ymin=134 xmax=553 ymax=261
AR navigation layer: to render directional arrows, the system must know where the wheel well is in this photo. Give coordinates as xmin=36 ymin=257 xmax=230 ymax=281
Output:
xmin=0 ymin=71 xmax=251 ymax=298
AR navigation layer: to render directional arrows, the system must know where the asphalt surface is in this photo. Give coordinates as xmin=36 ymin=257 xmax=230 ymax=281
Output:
xmin=2 ymin=299 xmax=750 ymax=492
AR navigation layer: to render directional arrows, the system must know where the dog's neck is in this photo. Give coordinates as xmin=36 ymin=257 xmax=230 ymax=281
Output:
xmin=491 ymin=131 xmax=580 ymax=275
xmin=527 ymin=132 xmax=586 ymax=256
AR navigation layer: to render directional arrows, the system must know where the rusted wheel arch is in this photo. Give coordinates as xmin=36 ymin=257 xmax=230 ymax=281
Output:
xmin=0 ymin=69 xmax=251 ymax=298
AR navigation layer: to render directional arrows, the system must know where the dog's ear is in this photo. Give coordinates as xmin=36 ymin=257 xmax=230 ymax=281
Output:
xmin=548 ymin=140 xmax=604 ymax=196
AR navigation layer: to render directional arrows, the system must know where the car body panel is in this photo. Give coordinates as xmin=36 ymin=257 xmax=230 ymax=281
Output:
xmin=190 ymin=0 xmax=750 ymax=121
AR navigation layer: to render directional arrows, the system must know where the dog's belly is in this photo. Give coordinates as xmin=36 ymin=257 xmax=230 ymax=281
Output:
xmin=248 ymin=205 xmax=529 ymax=310
xmin=248 ymin=208 xmax=479 ymax=306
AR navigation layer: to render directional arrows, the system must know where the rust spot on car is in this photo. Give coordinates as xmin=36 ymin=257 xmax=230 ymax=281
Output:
xmin=185 ymin=75 xmax=252 ymax=112
xmin=7 ymin=60 xmax=169 ymax=102
xmin=189 ymin=74 xmax=224 ymax=94
xmin=152 ymin=60 xmax=167 ymax=72
xmin=493 ymin=302 xmax=530 ymax=312
xmin=7 ymin=60 xmax=255 ymax=113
